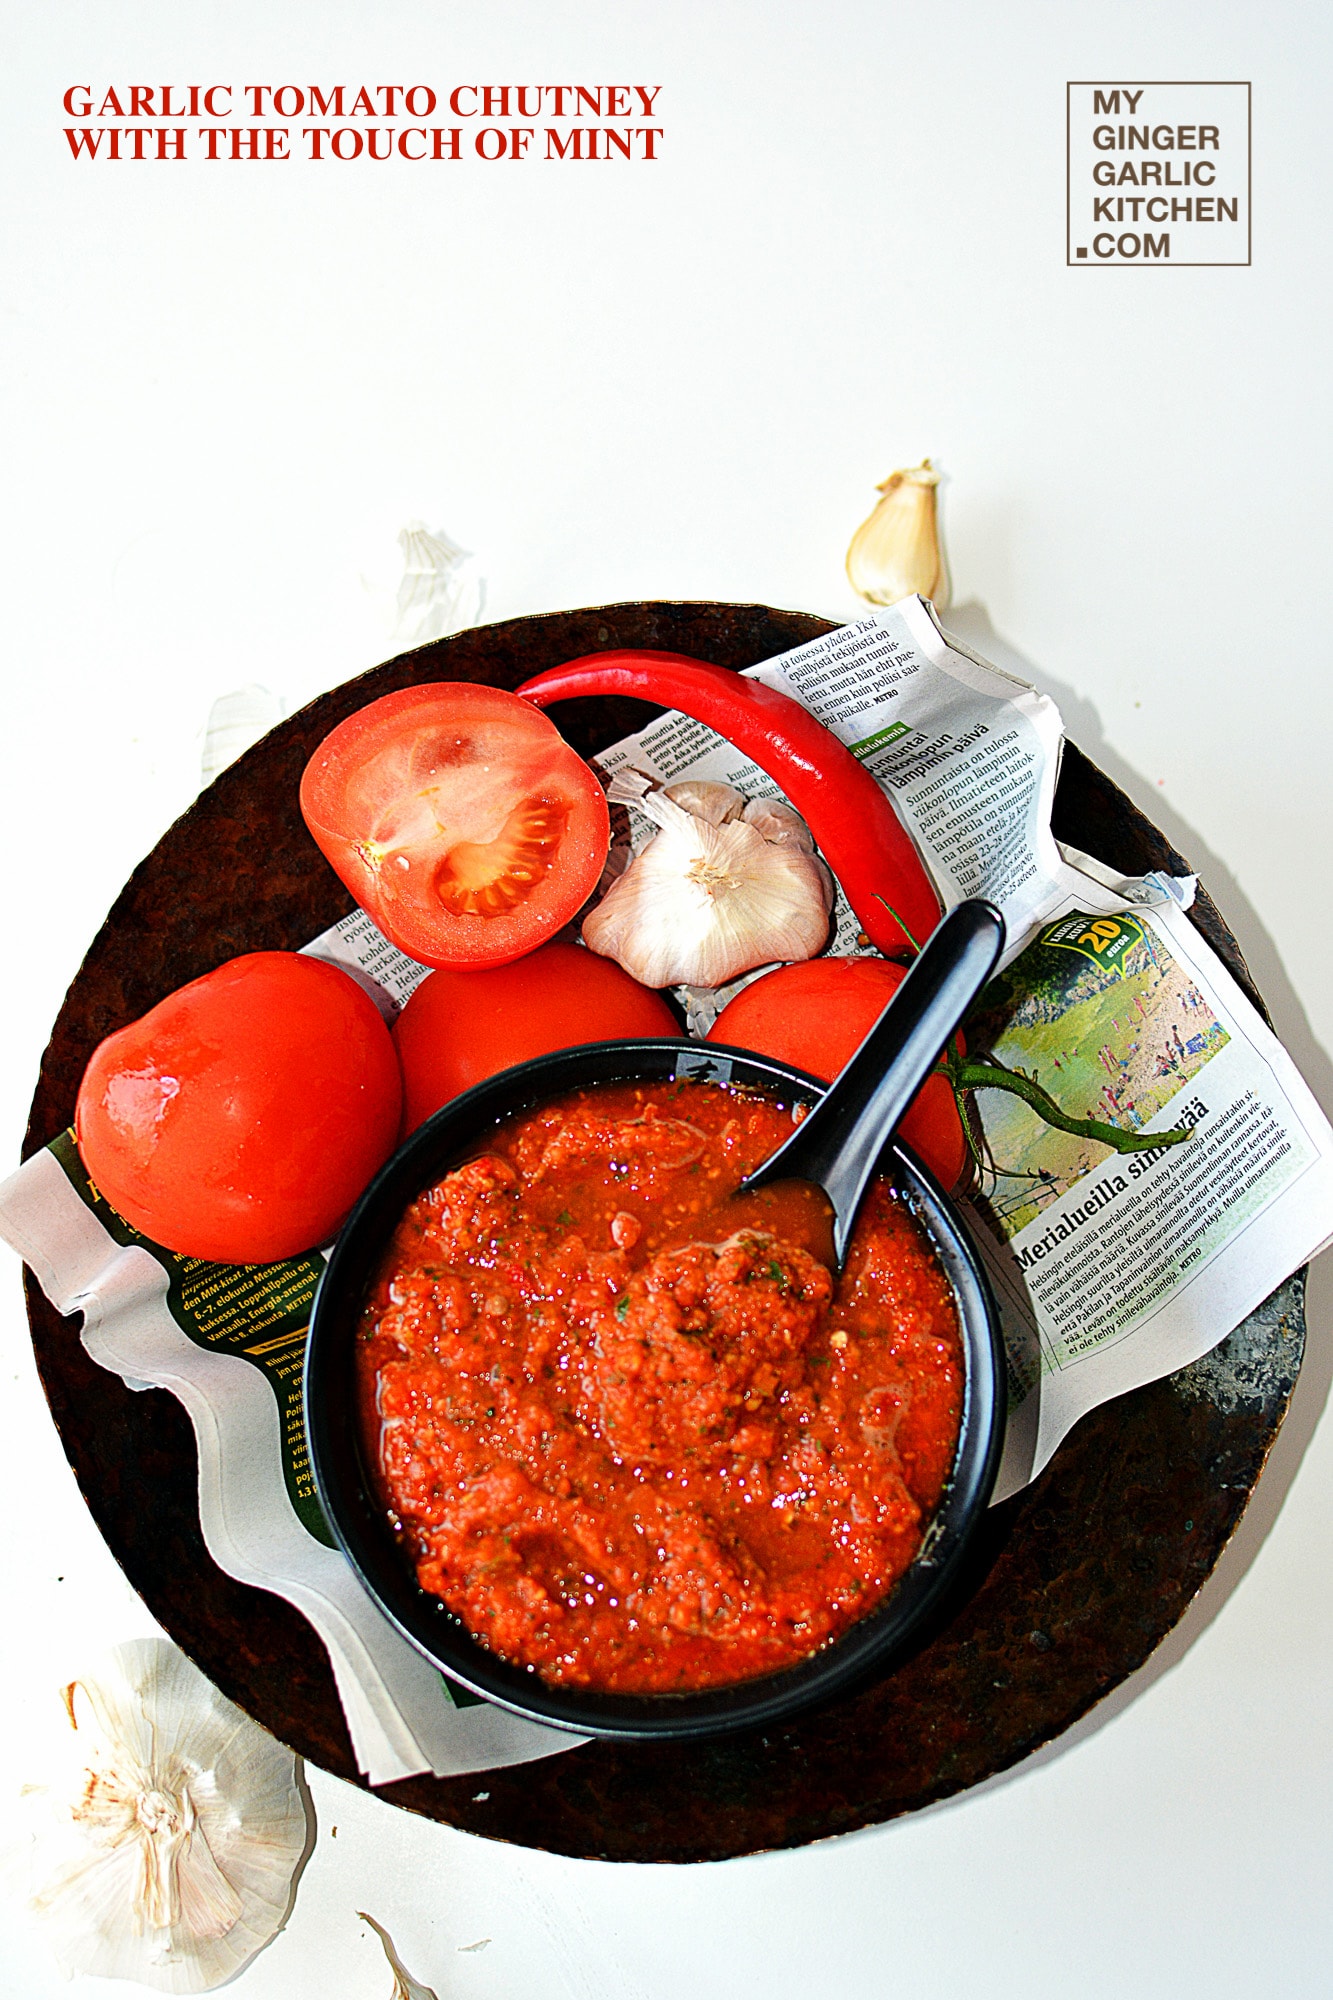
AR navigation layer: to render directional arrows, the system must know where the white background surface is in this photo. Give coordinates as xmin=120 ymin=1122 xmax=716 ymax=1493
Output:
xmin=4 ymin=2 xmax=1333 ymax=1994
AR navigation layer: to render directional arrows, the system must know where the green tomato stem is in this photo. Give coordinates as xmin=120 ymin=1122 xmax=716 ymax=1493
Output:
xmin=944 ymin=1047 xmax=1194 ymax=1154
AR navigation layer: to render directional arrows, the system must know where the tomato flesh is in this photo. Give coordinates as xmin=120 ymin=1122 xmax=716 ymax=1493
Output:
xmin=394 ymin=939 xmax=682 ymax=1134
xmin=74 ymin=952 xmax=403 ymax=1263
xmin=300 ymin=684 xmax=610 ymax=968
xmin=707 ymin=956 xmax=968 ymax=1190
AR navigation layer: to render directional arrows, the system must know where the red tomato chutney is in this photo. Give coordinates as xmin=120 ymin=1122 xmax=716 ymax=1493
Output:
xmin=356 ymin=1078 xmax=965 ymax=1693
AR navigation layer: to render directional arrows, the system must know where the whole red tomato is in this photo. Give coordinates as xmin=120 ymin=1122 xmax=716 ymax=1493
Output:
xmin=394 ymin=939 xmax=682 ymax=1133
xmin=707 ymin=956 xmax=968 ymax=1190
xmin=75 ymin=952 xmax=403 ymax=1263
xmin=300 ymin=683 xmax=610 ymax=970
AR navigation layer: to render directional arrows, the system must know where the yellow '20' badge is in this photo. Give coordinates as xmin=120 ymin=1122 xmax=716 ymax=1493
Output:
xmin=1040 ymin=911 xmax=1146 ymax=979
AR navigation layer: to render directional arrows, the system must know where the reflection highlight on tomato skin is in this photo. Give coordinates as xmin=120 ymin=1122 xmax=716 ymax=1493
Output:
xmin=359 ymin=1077 xmax=964 ymax=1695
xmin=100 ymin=1064 xmax=182 ymax=1143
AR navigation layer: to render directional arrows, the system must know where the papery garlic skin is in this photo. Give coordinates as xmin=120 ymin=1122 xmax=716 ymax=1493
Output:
xmin=390 ymin=521 xmax=486 ymax=648
xmin=23 ymin=1639 xmax=308 ymax=1994
xmin=360 ymin=1911 xmax=441 ymax=2000
xmin=582 ymin=788 xmax=833 ymax=988
xmin=846 ymin=460 xmax=950 ymax=609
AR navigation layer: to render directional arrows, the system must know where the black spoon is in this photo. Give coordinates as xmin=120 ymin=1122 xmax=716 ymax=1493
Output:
xmin=716 ymin=898 xmax=1006 ymax=1272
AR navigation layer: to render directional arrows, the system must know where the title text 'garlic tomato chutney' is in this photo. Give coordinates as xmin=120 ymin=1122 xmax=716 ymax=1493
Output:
xmin=357 ymin=1078 xmax=964 ymax=1694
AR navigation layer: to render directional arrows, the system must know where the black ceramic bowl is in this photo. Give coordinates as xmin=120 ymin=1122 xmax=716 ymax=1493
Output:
xmin=306 ymin=1038 xmax=1005 ymax=1741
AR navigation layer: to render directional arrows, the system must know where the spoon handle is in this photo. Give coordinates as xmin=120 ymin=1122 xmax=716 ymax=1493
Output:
xmin=745 ymin=898 xmax=1006 ymax=1261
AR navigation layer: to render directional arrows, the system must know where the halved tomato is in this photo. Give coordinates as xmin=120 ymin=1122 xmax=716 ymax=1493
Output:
xmin=300 ymin=683 xmax=610 ymax=969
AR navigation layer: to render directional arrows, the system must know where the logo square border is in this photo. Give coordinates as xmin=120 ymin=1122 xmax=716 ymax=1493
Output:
xmin=1065 ymin=81 xmax=1252 ymax=269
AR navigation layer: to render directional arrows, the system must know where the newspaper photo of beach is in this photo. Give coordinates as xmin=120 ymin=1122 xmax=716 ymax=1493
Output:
xmin=968 ymin=910 xmax=1229 ymax=1237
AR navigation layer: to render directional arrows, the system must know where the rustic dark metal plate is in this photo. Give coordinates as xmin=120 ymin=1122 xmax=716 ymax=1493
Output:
xmin=22 ymin=601 xmax=1304 ymax=1862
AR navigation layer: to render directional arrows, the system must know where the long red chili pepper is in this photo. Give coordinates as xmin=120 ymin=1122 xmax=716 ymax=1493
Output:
xmin=516 ymin=649 xmax=942 ymax=959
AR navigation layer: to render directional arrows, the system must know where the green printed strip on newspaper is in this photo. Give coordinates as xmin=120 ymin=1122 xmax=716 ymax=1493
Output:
xmin=848 ymin=719 xmax=911 ymax=758
xmin=51 ymin=1130 xmax=334 ymax=1546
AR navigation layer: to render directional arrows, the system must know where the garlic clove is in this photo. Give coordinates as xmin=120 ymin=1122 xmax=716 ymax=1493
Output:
xmin=582 ymin=786 xmax=833 ymax=989
xmin=662 ymin=779 xmax=746 ymax=825
xmin=22 ymin=1640 xmax=308 ymax=1994
xmin=740 ymin=796 xmax=816 ymax=851
xmin=845 ymin=459 xmax=950 ymax=609
xmin=738 ymin=799 xmax=836 ymax=913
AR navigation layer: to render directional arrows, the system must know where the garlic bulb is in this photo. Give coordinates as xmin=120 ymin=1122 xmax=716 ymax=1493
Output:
xmin=583 ymin=786 xmax=833 ymax=988
xmin=22 ymin=1639 xmax=308 ymax=1992
xmin=845 ymin=460 xmax=950 ymax=608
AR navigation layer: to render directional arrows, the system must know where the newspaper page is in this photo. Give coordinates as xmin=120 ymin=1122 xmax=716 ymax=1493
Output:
xmin=587 ymin=595 xmax=1333 ymax=1500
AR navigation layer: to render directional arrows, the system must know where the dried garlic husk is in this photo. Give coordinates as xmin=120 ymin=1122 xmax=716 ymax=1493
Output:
xmin=845 ymin=459 xmax=950 ymax=608
xmin=389 ymin=521 xmax=486 ymax=648
xmin=200 ymin=684 xmax=284 ymax=787
xmin=360 ymin=1911 xmax=441 ymax=1999
xmin=583 ymin=786 xmax=833 ymax=988
xmin=22 ymin=1639 xmax=308 ymax=1993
